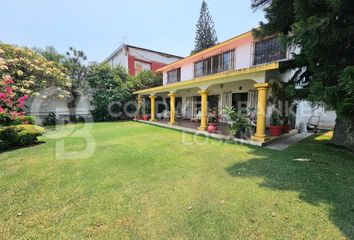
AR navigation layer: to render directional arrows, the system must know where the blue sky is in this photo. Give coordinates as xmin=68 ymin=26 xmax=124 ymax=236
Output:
xmin=1 ymin=0 xmax=265 ymax=62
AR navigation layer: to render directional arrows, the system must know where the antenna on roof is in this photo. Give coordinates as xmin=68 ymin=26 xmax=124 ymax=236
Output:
xmin=122 ymin=36 xmax=129 ymax=45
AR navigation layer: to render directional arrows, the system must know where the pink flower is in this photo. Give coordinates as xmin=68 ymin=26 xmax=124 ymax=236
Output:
xmin=17 ymin=102 xmax=25 ymax=108
xmin=3 ymin=76 xmax=14 ymax=85
xmin=0 ymin=92 xmax=5 ymax=99
xmin=0 ymin=107 xmax=4 ymax=113
xmin=4 ymin=98 xmax=13 ymax=105
xmin=5 ymin=87 xmax=13 ymax=96
xmin=23 ymin=121 xmax=29 ymax=124
xmin=18 ymin=95 xmax=29 ymax=103
xmin=17 ymin=95 xmax=29 ymax=107
xmin=9 ymin=111 xmax=22 ymax=117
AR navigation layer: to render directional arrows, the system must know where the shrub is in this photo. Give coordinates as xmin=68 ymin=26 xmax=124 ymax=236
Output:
xmin=0 ymin=113 xmax=37 ymax=126
xmin=23 ymin=116 xmax=36 ymax=125
xmin=76 ymin=116 xmax=86 ymax=123
xmin=0 ymin=113 xmax=13 ymax=126
xmin=43 ymin=112 xmax=57 ymax=126
xmin=270 ymin=111 xmax=281 ymax=126
xmin=223 ymin=106 xmax=251 ymax=136
xmin=0 ymin=125 xmax=45 ymax=148
xmin=0 ymin=140 xmax=9 ymax=151
xmin=0 ymin=113 xmax=24 ymax=126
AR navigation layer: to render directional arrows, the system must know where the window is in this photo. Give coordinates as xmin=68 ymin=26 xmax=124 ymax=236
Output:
xmin=205 ymin=58 xmax=212 ymax=75
xmin=212 ymin=54 xmax=221 ymax=73
xmin=194 ymin=61 xmax=204 ymax=77
xmin=194 ymin=50 xmax=235 ymax=78
xmin=167 ymin=68 xmax=181 ymax=84
xmin=253 ymin=37 xmax=286 ymax=65
xmin=223 ymin=51 xmax=235 ymax=72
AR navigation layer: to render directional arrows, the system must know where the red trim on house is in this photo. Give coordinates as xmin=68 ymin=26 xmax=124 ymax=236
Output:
xmin=128 ymin=55 xmax=136 ymax=76
xmin=128 ymin=54 xmax=168 ymax=76
xmin=151 ymin=62 xmax=166 ymax=72
xmin=133 ymin=57 xmax=166 ymax=73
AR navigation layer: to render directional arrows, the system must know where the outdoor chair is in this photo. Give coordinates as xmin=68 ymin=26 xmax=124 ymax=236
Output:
xmin=307 ymin=116 xmax=320 ymax=133
xmin=176 ymin=111 xmax=183 ymax=121
xmin=156 ymin=112 xmax=163 ymax=121
xmin=163 ymin=110 xmax=170 ymax=121
xmin=191 ymin=111 xmax=202 ymax=123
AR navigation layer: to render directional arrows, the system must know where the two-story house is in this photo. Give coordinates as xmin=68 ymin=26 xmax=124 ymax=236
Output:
xmin=134 ymin=31 xmax=295 ymax=143
xmin=104 ymin=44 xmax=183 ymax=76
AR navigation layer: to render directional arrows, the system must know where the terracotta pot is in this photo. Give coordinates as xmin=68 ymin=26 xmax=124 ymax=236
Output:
xmin=207 ymin=123 xmax=218 ymax=133
xmin=269 ymin=125 xmax=283 ymax=136
xmin=283 ymin=124 xmax=291 ymax=133
xmin=143 ymin=115 xmax=149 ymax=121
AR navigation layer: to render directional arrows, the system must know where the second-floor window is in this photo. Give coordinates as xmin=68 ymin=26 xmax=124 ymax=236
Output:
xmin=253 ymin=37 xmax=286 ymax=65
xmin=194 ymin=50 xmax=235 ymax=78
xmin=167 ymin=68 xmax=181 ymax=84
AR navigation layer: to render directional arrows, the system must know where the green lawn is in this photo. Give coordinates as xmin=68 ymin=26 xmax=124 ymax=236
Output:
xmin=0 ymin=122 xmax=353 ymax=239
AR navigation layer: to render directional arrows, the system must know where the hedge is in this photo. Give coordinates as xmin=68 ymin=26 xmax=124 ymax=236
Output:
xmin=0 ymin=125 xmax=45 ymax=150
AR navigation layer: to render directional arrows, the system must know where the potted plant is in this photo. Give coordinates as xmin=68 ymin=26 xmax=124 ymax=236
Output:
xmin=224 ymin=106 xmax=251 ymax=139
xmin=269 ymin=111 xmax=283 ymax=136
xmin=268 ymin=81 xmax=295 ymax=132
xmin=282 ymin=117 xmax=291 ymax=133
xmin=207 ymin=110 xmax=218 ymax=133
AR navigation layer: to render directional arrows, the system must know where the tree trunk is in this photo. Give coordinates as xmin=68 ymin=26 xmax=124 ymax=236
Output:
xmin=68 ymin=98 xmax=77 ymax=123
xmin=331 ymin=115 xmax=354 ymax=152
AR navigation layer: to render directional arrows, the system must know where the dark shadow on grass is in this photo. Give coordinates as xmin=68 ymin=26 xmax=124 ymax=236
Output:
xmin=0 ymin=141 xmax=46 ymax=154
xmin=226 ymin=135 xmax=354 ymax=239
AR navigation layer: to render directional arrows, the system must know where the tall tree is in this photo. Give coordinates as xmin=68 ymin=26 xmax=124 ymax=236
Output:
xmin=252 ymin=0 xmax=354 ymax=151
xmin=192 ymin=0 xmax=218 ymax=54
xmin=86 ymin=63 xmax=130 ymax=122
xmin=62 ymin=47 xmax=87 ymax=122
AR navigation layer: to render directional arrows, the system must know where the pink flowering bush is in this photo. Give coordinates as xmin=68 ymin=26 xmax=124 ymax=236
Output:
xmin=0 ymin=75 xmax=31 ymax=126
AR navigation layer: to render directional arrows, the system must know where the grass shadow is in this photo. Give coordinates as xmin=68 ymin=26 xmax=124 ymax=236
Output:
xmin=226 ymin=135 xmax=354 ymax=239
xmin=0 ymin=141 xmax=46 ymax=154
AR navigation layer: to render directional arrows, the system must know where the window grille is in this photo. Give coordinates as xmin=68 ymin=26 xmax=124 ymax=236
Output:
xmin=253 ymin=37 xmax=286 ymax=65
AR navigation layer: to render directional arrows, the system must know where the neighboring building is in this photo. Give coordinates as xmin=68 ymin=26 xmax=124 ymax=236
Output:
xmin=134 ymin=30 xmax=336 ymax=144
xmin=104 ymin=44 xmax=183 ymax=76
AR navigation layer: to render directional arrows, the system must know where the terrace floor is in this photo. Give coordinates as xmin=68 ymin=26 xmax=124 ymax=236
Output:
xmin=137 ymin=119 xmax=299 ymax=147
xmin=155 ymin=119 xmax=230 ymax=136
